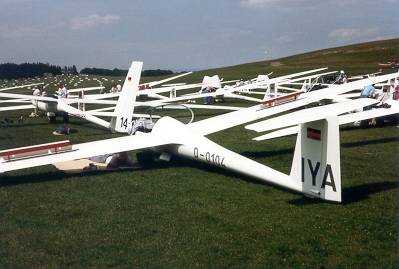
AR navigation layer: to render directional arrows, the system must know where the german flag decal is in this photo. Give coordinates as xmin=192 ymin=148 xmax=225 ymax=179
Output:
xmin=307 ymin=128 xmax=321 ymax=140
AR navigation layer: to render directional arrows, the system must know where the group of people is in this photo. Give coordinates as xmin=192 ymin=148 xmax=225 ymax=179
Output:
xmin=30 ymin=85 xmax=45 ymax=117
xmin=201 ymin=86 xmax=225 ymax=104
xmin=361 ymin=77 xmax=399 ymax=101
xmin=202 ymin=86 xmax=216 ymax=104
xmin=57 ymin=83 xmax=68 ymax=98
xmin=31 ymin=83 xmax=68 ymax=99
xmin=391 ymin=78 xmax=399 ymax=100
xmin=357 ymin=77 xmax=399 ymax=126
xmin=108 ymin=84 xmax=122 ymax=93
xmin=30 ymin=83 xmax=69 ymax=118
xmin=336 ymin=70 xmax=348 ymax=84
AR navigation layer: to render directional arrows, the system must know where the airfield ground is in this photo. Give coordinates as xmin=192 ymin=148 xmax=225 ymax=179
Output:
xmin=0 ymin=39 xmax=398 ymax=268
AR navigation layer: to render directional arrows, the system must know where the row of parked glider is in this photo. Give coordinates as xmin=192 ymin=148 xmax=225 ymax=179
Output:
xmin=0 ymin=60 xmax=398 ymax=203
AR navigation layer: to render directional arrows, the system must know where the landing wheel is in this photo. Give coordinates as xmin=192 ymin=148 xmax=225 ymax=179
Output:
xmin=136 ymin=151 xmax=162 ymax=167
xmin=63 ymin=112 xmax=69 ymax=123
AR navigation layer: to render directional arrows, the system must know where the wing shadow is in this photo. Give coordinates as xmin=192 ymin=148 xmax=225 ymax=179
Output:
xmin=288 ymin=181 xmax=398 ymax=206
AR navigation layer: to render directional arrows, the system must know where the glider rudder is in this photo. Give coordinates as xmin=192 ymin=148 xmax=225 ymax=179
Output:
xmin=109 ymin=61 xmax=143 ymax=133
xmin=290 ymin=116 xmax=341 ymax=202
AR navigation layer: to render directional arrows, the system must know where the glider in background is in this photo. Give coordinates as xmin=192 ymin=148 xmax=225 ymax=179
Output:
xmin=1 ymin=69 xmax=397 ymax=204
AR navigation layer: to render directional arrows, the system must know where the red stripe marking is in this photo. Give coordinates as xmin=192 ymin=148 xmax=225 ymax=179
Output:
xmin=307 ymin=128 xmax=321 ymax=140
xmin=0 ymin=141 xmax=71 ymax=158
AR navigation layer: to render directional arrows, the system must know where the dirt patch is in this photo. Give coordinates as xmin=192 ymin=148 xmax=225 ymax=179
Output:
xmin=322 ymin=50 xmax=340 ymax=55
xmin=270 ymin=61 xmax=284 ymax=67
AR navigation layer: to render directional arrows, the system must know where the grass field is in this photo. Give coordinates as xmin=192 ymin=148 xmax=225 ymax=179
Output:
xmin=0 ymin=39 xmax=398 ymax=268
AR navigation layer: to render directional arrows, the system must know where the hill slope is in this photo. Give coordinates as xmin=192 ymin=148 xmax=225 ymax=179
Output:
xmin=184 ymin=38 xmax=399 ymax=82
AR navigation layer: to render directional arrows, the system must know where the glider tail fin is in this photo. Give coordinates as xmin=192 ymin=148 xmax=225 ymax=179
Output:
xmin=109 ymin=61 xmax=143 ymax=133
xmin=290 ymin=116 xmax=342 ymax=202
xmin=262 ymin=80 xmax=271 ymax=101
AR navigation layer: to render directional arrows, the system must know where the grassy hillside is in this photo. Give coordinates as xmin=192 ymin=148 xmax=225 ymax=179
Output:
xmin=0 ymin=39 xmax=398 ymax=268
xmin=181 ymin=38 xmax=399 ymax=82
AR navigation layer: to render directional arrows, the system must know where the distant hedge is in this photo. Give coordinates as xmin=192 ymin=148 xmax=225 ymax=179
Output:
xmin=0 ymin=63 xmax=78 ymax=79
xmin=79 ymin=68 xmax=126 ymax=76
xmin=0 ymin=62 xmax=174 ymax=79
xmin=80 ymin=68 xmax=174 ymax=77
xmin=142 ymin=69 xmax=173 ymax=77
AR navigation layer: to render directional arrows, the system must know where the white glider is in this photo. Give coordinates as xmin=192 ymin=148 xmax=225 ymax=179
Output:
xmin=1 ymin=70 xmax=398 ymax=204
xmin=0 ymin=61 xmax=145 ymax=132
xmin=250 ymin=99 xmax=399 ymax=141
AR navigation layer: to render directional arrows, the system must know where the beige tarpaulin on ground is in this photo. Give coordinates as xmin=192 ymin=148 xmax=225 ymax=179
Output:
xmin=53 ymin=159 xmax=108 ymax=173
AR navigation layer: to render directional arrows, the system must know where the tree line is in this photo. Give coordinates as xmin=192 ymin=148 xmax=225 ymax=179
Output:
xmin=0 ymin=63 xmax=78 ymax=79
xmin=0 ymin=62 xmax=175 ymax=80
xmin=80 ymin=68 xmax=174 ymax=77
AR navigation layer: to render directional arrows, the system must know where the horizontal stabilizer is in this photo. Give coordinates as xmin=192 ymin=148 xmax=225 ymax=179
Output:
xmin=245 ymin=98 xmax=378 ymax=133
xmin=0 ymin=82 xmax=44 ymax=92
xmin=253 ymin=100 xmax=399 ymax=141
xmin=157 ymin=104 xmax=242 ymax=111
xmin=0 ymin=99 xmax=31 ymax=104
xmin=68 ymin=86 xmax=105 ymax=93
xmin=338 ymin=101 xmax=399 ymax=124
xmin=57 ymin=101 xmax=111 ymax=129
xmin=0 ymin=92 xmax=59 ymax=102
xmin=86 ymin=111 xmax=160 ymax=119
xmin=145 ymin=72 xmax=192 ymax=88
xmin=280 ymin=71 xmax=338 ymax=84
xmin=0 ymin=104 xmax=34 ymax=112
xmin=189 ymin=95 xmax=316 ymax=136
xmin=253 ymin=126 xmax=299 ymax=141
xmin=268 ymin=68 xmax=328 ymax=83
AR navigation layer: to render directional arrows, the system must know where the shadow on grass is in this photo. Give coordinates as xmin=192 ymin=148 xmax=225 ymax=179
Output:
xmin=0 ymin=153 xmax=258 ymax=189
xmin=341 ymin=137 xmax=399 ymax=148
xmin=342 ymin=181 xmax=398 ymax=205
xmin=170 ymin=155 xmax=291 ymax=193
xmin=241 ymin=148 xmax=293 ymax=158
xmin=0 ymin=159 xmax=177 ymax=188
xmin=67 ymin=121 xmax=111 ymax=132
xmin=3 ymin=118 xmax=111 ymax=133
xmin=1 ymin=146 xmax=397 ymax=209
xmin=0 ymin=169 xmax=135 ymax=187
xmin=1 ymin=122 xmax=49 ymax=128
xmin=0 ymin=134 xmax=13 ymax=139
xmin=288 ymin=181 xmax=398 ymax=206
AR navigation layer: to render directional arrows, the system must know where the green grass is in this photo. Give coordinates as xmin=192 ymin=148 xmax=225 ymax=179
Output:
xmin=175 ymin=38 xmax=399 ymax=83
xmin=0 ymin=39 xmax=398 ymax=268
